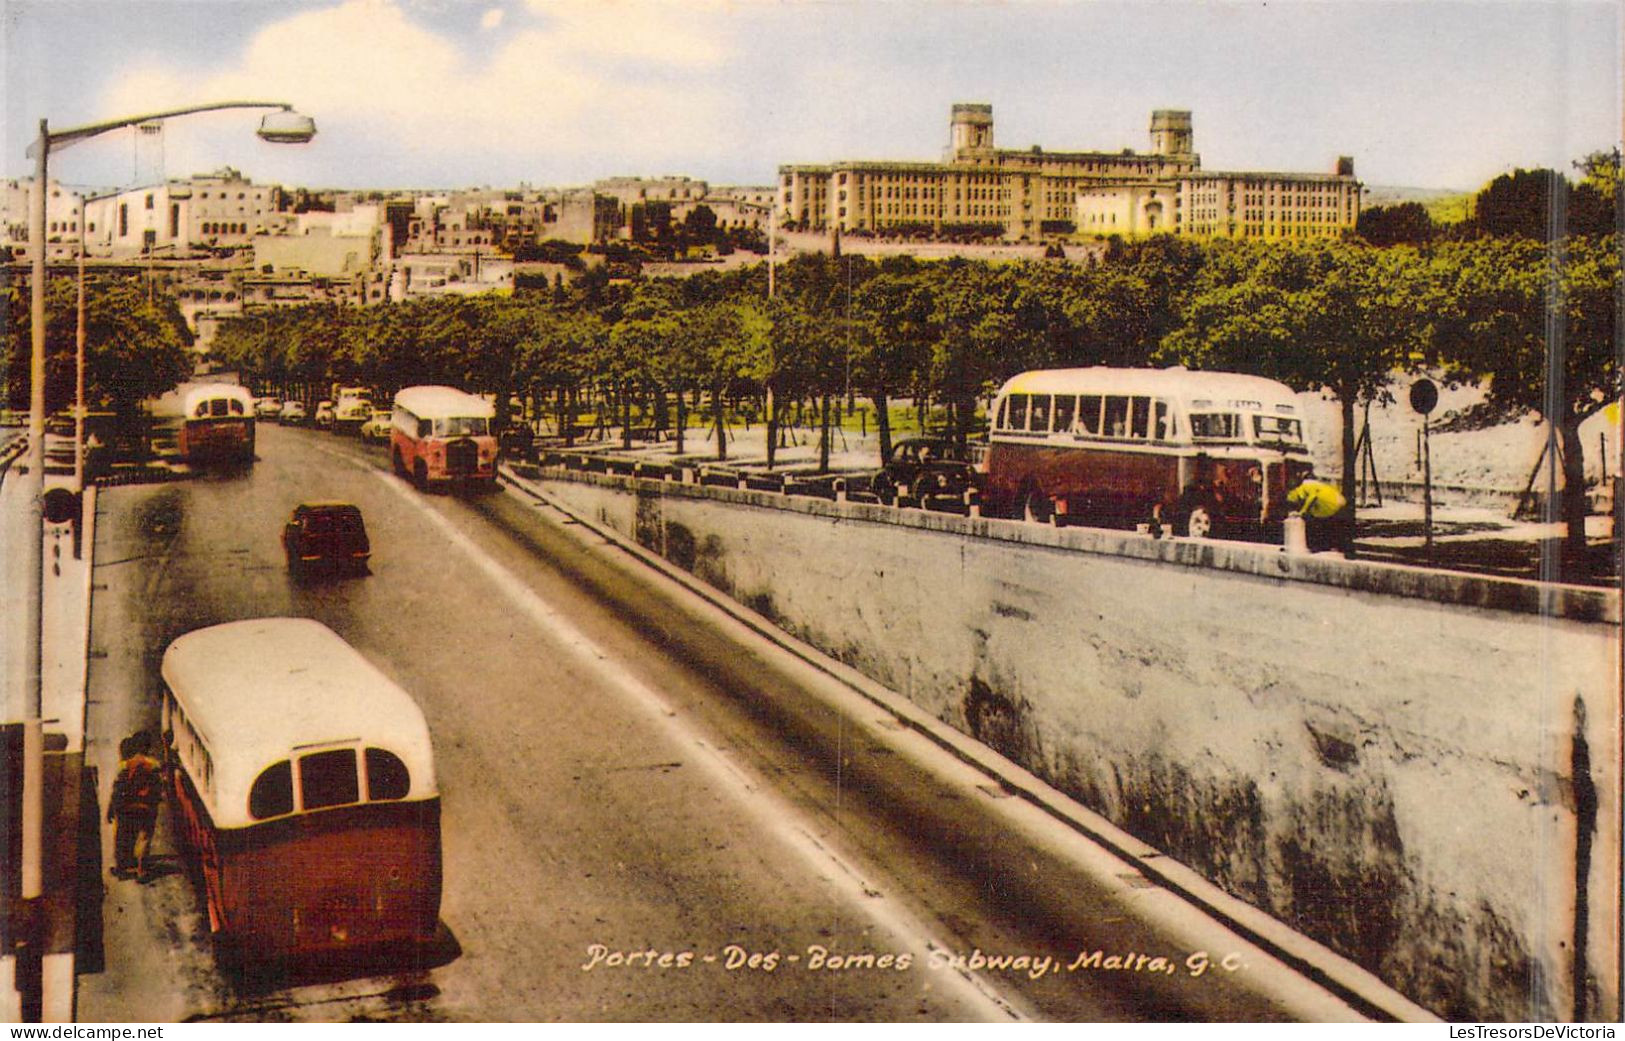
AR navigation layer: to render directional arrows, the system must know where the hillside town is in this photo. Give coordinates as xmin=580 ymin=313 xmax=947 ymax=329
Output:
xmin=2 ymin=104 xmax=1361 ymax=360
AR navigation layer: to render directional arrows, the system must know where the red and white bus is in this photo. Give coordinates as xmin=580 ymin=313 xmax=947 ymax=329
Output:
xmin=981 ymin=366 xmax=1315 ymax=538
xmin=161 ymin=618 xmax=441 ymax=965
xmin=390 ymin=385 xmax=497 ymax=490
xmin=178 ymin=383 xmax=256 ymax=463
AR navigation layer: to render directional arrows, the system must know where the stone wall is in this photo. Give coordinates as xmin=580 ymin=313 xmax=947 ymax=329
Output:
xmin=534 ymin=468 xmax=1621 ymax=1022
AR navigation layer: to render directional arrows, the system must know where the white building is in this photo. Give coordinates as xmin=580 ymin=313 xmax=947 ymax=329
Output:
xmin=1 ymin=178 xmax=87 ymax=262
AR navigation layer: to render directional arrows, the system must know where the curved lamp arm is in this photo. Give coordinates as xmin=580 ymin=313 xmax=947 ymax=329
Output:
xmin=29 ymin=100 xmax=309 ymax=156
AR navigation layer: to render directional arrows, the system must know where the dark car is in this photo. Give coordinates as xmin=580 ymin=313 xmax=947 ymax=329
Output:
xmin=282 ymin=502 xmax=370 ymax=576
xmin=498 ymin=423 xmax=536 ymax=463
xmin=870 ymin=437 xmax=979 ymax=502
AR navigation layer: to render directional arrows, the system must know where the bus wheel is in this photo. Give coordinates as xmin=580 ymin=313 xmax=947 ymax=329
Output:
xmin=392 ymin=448 xmax=406 ymax=478
xmin=413 ymin=460 xmax=428 ymax=491
xmin=1022 ymin=488 xmax=1052 ymax=524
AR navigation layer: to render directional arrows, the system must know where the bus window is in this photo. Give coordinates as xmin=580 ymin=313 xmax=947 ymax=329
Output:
xmin=1104 ymin=396 xmax=1130 ymax=438
xmin=1029 ymin=395 xmax=1052 ymax=433
xmin=1190 ymin=413 xmax=1241 ymax=441
xmin=249 ymin=761 xmax=294 ymax=820
xmin=1253 ymin=415 xmax=1304 ymax=447
xmin=417 ymin=418 xmax=432 ymax=438
xmin=366 ymin=748 xmax=411 ymax=801
xmin=1053 ymin=395 xmax=1076 ymax=434
xmin=1007 ymin=395 xmax=1029 ymax=432
xmin=230 ymin=399 xmax=245 ymax=416
xmin=300 ymin=748 xmax=359 ymax=811
xmin=1153 ymin=400 xmax=1172 ymax=440
xmin=1077 ymin=395 xmax=1103 ymax=435
xmin=1130 ymin=397 xmax=1151 ymax=439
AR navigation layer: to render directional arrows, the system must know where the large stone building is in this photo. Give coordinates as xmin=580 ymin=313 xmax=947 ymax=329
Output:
xmin=778 ymin=104 xmax=1361 ymax=242
xmin=80 ymin=167 xmax=284 ymax=259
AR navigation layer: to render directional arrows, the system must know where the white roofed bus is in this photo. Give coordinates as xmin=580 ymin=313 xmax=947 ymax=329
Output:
xmin=389 ymin=385 xmax=498 ymax=491
xmin=160 ymin=618 xmax=441 ymax=964
xmin=981 ymin=366 xmax=1315 ymax=539
xmin=178 ymin=383 xmax=256 ymax=464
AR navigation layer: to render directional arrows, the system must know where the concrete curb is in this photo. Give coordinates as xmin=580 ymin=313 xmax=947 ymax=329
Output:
xmin=499 ymin=463 xmax=1440 ymax=1024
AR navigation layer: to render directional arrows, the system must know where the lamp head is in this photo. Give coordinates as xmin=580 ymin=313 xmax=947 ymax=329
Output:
xmin=256 ymin=110 xmax=316 ymax=144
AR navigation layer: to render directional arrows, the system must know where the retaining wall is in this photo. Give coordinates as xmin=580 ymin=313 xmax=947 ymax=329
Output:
xmin=531 ymin=466 xmax=1621 ymax=1022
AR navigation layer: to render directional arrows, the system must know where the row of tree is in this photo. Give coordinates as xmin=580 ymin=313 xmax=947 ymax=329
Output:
xmin=1356 ymin=152 xmax=1620 ymax=247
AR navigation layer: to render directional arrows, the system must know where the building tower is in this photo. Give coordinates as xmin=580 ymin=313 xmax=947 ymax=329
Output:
xmin=948 ymin=103 xmax=996 ymax=162
xmin=1149 ymin=110 xmax=1194 ymax=157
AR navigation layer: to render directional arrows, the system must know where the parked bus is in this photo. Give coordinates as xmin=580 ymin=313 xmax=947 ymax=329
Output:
xmin=178 ymin=383 xmax=256 ymax=463
xmin=390 ymin=385 xmax=497 ymax=490
xmin=981 ymin=366 xmax=1315 ymax=538
xmin=161 ymin=618 xmax=441 ymax=964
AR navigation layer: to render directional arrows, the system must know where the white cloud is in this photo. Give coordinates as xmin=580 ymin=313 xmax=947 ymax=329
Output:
xmin=96 ymin=0 xmax=745 ymax=185
xmin=522 ymin=0 xmax=726 ymax=66
xmin=481 ymin=8 xmax=506 ymax=30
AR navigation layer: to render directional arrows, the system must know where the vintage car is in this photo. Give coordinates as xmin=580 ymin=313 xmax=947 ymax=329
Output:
xmin=277 ymin=400 xmax=308 ymax=425
xmin=254 ymin=397 xmax=282 ymax=420
xmin=869 ymin=437 xmax=980 ymax=502
xmin=360 ymin=409 xmax=393 ymax=443
xmin=313 ymin=401 xmax=335 ymax=430
xmin=498 ymin=422 xmax=535 ymax=462
xmin=281 ymin=501 xmax=371 ymax=576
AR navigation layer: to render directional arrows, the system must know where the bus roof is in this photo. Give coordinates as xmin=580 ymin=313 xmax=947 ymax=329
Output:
xmin=393 ymin=385 xmax=494 ymax=420
xmin=181 ymin=383 xmax=255 ymax=411
xmin=993 ymin=367 xmax=1302 ymax=409
xmin=162 ymin=619 xmax=436 ymax=824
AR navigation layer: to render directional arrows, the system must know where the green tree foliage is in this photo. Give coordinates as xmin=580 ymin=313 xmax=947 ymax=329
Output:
xmin=1356 ymin=202 xmax=1437 ymax=247
xmin=1426 ymin=234 xmax=1619 ymax=567
xmin=4 ymin=276 xmax=193 ymax=416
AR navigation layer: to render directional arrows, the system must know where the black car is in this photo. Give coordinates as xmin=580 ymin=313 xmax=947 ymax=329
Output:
xmin=498 ymin=423 xmax=536 ymax=463
xmin=870 ymin=437 xmax=979 ymax=502
xmin=282 ymin=502 xmax=370 ymax=576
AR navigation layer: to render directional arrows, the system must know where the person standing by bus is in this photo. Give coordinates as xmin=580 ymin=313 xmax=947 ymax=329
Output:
xmin=1287 ymin=471 xmax=1353 ymax=555
xmin=108 ymin=731 xmax=163 ymax=882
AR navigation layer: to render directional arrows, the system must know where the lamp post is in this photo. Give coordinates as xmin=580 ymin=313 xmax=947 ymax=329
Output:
xmin=17 ymin=100 xmax=313 ymax=1020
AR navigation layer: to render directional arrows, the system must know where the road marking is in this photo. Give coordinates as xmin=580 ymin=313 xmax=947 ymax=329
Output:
xmin=361 ymin=464 xmax=1030 ymax=1022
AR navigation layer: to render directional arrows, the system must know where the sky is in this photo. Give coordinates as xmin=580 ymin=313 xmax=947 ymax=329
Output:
xmin=2 ymin=0 xmax=1620 ymax=196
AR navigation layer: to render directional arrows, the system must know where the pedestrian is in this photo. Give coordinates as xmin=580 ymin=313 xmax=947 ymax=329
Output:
xmin=108 ymin=730 xmax=163 ymax=882
xmin=1287 ymin=470 xmax=1353 ymax=555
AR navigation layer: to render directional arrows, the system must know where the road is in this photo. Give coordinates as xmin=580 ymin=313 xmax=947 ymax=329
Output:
xmin=74 ymin=422 xmax=1367 ymax=1022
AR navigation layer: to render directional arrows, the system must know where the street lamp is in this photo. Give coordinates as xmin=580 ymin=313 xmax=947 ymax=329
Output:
xmin=16 ymin=99 xmax=313 ymax=1019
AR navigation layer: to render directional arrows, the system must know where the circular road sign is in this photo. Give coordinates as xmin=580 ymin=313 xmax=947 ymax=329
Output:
xmin=1410 ymin=378 xmax=1439 ymax=416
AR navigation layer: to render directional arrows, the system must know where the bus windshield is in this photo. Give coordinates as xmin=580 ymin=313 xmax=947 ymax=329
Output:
xmin=1252 ymin=415 xmax=1305 ymax=449
xmin=433 ymin=416 xmax=490 ymax=437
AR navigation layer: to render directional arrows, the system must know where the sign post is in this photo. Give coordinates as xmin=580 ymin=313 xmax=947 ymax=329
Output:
xmin=1410 ymin=378 xmax=1439 ymax=564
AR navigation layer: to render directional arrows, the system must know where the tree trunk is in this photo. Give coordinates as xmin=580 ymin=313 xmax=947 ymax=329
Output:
xmin=493 ymin=381 xmax=512 ymax=433
xmin=1339 ymin=391 xmax=1358 ymax=532
xmin=621 ymin=379 xmax=633 ymax=449
xmin=873 ymin=389 xmax=893 ymax=464
xmin=1559 ymin=417 xmax=1591 ymax=572
xmin=558 ymin=385 xmax=573 ymax=447
xmin=674 ymin=385 xmax=687 ymax=456
xmin=818 ymin=393 xmax=832 ymax=473
xmin=765 ymin=382 xmax=778 ymax=470
xmin=713 ymin=382 xmax=726 ymax=462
